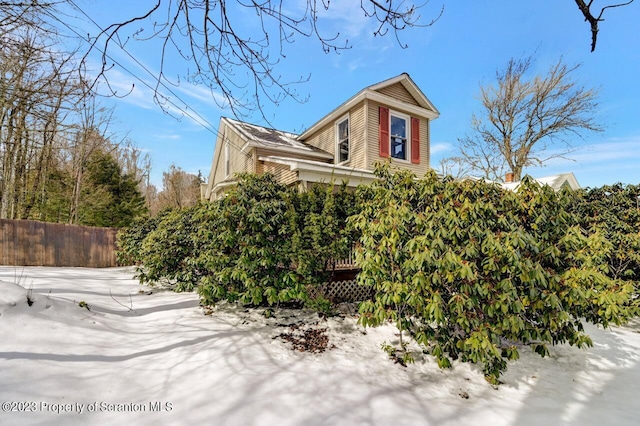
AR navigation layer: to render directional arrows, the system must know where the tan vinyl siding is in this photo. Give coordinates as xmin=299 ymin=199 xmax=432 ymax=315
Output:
xmin=349 ymin=102 xmax=367 ymax=170
xmin=211 ymin=125 xmax=254 ymax=187
xmin=301 ymin=121 xmax=335 ymax=156
xmin=260 ymin=161 xmax=298 ymax=186
xmin=256 ymin=148 xmax=331 ymax=164
xmin=366 ymin=99 xmax=430 ymax=177
xmin=376 ymin=82 xmax=420 ymax=107
xmin=302 ymin=101 xmax=367 ymax=168
xmin=422 ymin=118 xmax=430 ymax=173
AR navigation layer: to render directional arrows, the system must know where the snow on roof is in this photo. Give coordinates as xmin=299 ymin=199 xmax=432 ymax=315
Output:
xmin=503 ymin=173 xmax=580 ymax=191
xmin=467 ymin=173 xmax=580 ymax=192
xmin=224 ymin=117 xmax=329 ymax=156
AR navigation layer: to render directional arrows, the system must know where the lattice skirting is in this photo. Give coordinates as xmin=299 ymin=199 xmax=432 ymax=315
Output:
xmin=308 ymin=279 xmax=374 ymax=303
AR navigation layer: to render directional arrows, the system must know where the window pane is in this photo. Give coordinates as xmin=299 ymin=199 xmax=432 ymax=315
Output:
xmin=391 ymin=116 xmax=406 ymax=138
xmin=338 ymin=120 xmax=349 ymax=140
xmin=337 ymin=118 xmax=349 ymax=163
xmin=391 ymin=137 xmax=406 ymax=160
xmin=339 ymin=140 xmax=349 ymax=162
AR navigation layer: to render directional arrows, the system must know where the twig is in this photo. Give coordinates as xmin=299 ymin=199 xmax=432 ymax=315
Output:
xmin=110 ymin=288 xmax=134 ymax=312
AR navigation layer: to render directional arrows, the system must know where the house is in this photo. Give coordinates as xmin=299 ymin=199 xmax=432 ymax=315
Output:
xmin=468 ymin=172 xmax=581 ymax=192
xmin=500 ymin=172 xmax=581 ymax=191
xmin=202 ymin=73 xmax=440 ymax=200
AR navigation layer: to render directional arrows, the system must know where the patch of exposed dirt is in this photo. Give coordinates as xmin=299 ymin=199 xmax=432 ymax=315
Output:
xmin=274 ymin=323 xmax=336 ymax=353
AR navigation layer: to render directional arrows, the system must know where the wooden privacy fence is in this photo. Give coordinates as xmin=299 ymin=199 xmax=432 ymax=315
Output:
xmin=0 ymin=219 xmax=119 ymax=268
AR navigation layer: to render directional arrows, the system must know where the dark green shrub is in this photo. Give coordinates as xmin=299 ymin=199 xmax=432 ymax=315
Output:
xmin=352 ymin=163 xmax=635 ymax=383
xmin=116 ymin=210 xmax=170 ymax=265
xmin=123 ymin=173 xmax=358 ymax=311
xmin=569 ymin=183 xmax=640 ymax=304
xmin=136 ymin=205 xmax=202 ymax=291
xmin=195 ymin=173 xmax=304 ymax=305
xmin=290 ymin=182 xmax=359 ymax=288
xmin=194 ymin=174 xmax=359 ymax=308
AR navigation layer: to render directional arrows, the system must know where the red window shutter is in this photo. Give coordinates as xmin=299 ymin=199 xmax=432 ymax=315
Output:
xmin=379 ymin=107 xmax=390 ymax=158
xmin=411 ymin=117 xmax=420 ymax=164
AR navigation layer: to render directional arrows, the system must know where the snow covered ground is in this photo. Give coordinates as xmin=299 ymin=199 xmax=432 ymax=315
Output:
xmin=0 ymin=266 xmax=638 ymax=426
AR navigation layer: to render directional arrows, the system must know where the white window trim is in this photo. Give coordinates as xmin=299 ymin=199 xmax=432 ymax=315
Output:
xmin=335 ymin=113 xmax=350 ymax=165
xmin=389 ymin=110 xmax=411 ymax=163
xmin=224 ymin=141 xmax=230 ymax=178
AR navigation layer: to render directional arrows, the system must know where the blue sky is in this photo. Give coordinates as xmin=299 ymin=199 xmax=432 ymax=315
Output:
xmin=65 ymin=1 xmax=640 ymax=189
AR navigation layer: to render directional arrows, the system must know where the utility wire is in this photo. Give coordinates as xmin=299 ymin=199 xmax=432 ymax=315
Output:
xmin=66 ymin=0 xmax=224 ymax=136
xmin=45 ymin=6 xmax=218 ymax=136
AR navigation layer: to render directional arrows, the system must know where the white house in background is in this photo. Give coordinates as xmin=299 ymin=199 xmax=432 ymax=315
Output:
xmin=202 ymin=73 xmax=440 ymax=200
xmin=468 ymin=172 xmax=581 ymax=192
xmin=501 ymin=172 xmax=581 ymax=191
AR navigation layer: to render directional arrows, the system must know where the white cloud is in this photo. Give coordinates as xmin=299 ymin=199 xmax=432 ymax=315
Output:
xmin=520 ymin=136 xmax=640 ymax=186
xmin=153 ymin=133 xmax=182 ymax=141
xmin=85 ymin=43 xmax=226 ymax=119
xmin=85 ymin=65 xmax=155 ymax=110
xmin=430 ymin=141 xmax=455 ymax=155
xmin=542 ymin=137 xmax=640 ymax=168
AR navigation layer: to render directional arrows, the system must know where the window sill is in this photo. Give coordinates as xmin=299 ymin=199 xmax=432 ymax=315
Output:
xmin=390 ymin=157 xmax=411 ymax=165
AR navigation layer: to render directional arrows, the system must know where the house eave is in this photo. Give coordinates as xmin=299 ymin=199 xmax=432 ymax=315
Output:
xmin=258 ymin=155 xmax=377 ymax=186
xmin=208 ymin=179 xmax=238 ymax=199
xmin=367 ymin=72 xmax=441 ymax=115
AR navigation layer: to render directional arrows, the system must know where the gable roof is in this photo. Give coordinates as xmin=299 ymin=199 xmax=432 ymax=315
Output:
xmin=223 ymin=117 xmax=332 ymax=160
xmin=298 ymin=73 xmax=440 ymax=140
xmin=367 ymin=73 xmax=439 ymax=113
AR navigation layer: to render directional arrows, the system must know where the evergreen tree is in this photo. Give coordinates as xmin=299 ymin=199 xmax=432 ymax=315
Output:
xmin=78 ymin=150 xmax=147 ymax=227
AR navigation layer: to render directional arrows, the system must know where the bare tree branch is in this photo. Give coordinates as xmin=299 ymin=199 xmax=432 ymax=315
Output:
xmin=574 ymin=0 xmax=635 ymax=51
xmin=68 ymin=0 xmax=442 ymax=121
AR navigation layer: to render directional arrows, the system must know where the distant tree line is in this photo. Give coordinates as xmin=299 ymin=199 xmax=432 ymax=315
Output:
xmin=0 ymin=14 xmax=202 ymax=227
xmin=0 ymin=15 xmax=143 ymax=226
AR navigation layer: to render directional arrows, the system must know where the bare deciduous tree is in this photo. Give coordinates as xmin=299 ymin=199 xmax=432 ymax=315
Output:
xmin=0 ymin=26 xmax=83 ymax=219
xmin=4 ymin=1 xmax=633 ymax=124
xmin=71 ymin=0 xmax=636 ymax=120
xmin=456 ymin=56 xmax=603 ymax=182
xmin=156 ymin=164 xmax=202 ymax=211
xmin=437 ymin=156 xmax=473 ymax=180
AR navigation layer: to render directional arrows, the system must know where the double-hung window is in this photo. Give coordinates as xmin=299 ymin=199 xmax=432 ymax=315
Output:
xmin=336 ymin=115 xmax=350 ymax=164
xmin=390 ymin=113 xmax=408 ymax=161
xmin=379 ymin=106 xmax=420 ymax=164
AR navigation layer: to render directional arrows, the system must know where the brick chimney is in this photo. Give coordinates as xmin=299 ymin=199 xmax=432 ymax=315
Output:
xmin=505 ymin=172 xmax=515 ymax=183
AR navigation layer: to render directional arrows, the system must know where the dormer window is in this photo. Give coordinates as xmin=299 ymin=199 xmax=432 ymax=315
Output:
xmin=390 ymin=113 xmax=408 ymax=160
xmin=379 ymin=107 xmax=421 ymax=164
xmin=336 ymin=115 xmax=350 ymax=164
